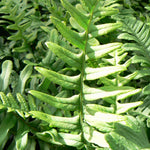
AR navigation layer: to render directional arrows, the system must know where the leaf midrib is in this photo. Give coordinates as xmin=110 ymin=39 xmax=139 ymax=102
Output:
xmin=79 ymin=0 xmax=99 ymax=144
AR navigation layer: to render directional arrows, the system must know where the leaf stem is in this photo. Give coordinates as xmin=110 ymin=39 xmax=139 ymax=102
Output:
xmin=79 ymin=0 xmax=99 ymax=147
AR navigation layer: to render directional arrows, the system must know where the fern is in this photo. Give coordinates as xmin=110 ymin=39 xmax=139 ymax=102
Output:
xmin=1 ymin=0 xmax=150 ymax=149
xmin=0 ymin=60 xmax=12 ymax=92
xmin=26 ymin=0 xmax=149 ymax=149
xmin=115 ymin=16 xmax=150 ymax=81
xmin=114 ymin=13 xmax=150 ymax=125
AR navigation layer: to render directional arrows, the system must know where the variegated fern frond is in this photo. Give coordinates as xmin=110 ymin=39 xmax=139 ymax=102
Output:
xmin=26 ymin=0 xmax=149 ymax=149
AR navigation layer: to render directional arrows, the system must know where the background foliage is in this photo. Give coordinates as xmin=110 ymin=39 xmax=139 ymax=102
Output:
xmin=0 ymin=0 xmax=150 ymax=149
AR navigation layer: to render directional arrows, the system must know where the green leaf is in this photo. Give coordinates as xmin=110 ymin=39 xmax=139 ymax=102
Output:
xmin=117 ymin=89 xmax=142 ymax=101
xmin=0 ymin=92 xmax=11 ymax=107
xmin=86 ymin=104 xmax=114 ymax=114
xmin=117 ymin=101 xmax=143 ymax=114
xmin=36 ymin=129 xmax=83 ymax=148
xmin=16 ymin=122 xmax=29 ymax=150
xmin=123 ymin=43 xmax=142 ymax=52
xmin=46 ymin=42 xmax=83 ymax=70
xmin=0 ymin=60 xmax=13 ymax=91
xmin=86 ymin=42 xmax=122 ymax=60
xmin=94 ymin=7 xmax=118 ymax=17
xmin=17 ymin=65 xmax=33 ymax=93
xmin=83 ymin=124 xmax=109 ymax=148
xmin=61 ymin=0 xmax=88 ymax=30
xmin=17 ymin=93 xmax=29 ymax=111
xmin=70 ymin=17 xmax=84 ymax=32
xmin=83 ymin=84 xmax=134 ymax=101
xmin=118 ymin=72 xmax=137 ymax=86
xmin=0 ymin=113 xmax=17 ymax=146
xmin=27 ymin=94 xmax=37 ymax=111
xmin=29 ymin=90 xmax=79 ymax=111
xmin=85 ymin=112 xmax=126 ymax=132
xmin=89 ymin=22 xmax=122 ymax=38
xmin=143 ymin=84 xmax=150 ymax=95
xmin=20 ymin=20 xmax=31 ymax=32
xmin=30 ymin=111 xmax=79 ymax=130
xmin=51 ymin=17 xmax=84 ymax=50
xmin=7 ymin=93 xmax=20 ymax=109
xmin=35 ymin=67 xmax=80 ymax=90
xmin=134 ymin=69 xmax=150 ymax=79
xmin=85 ymin=65 xmax=126 ymax=80
xmin=118 ymin=33 xmax=138 ymax=41
xmin=132 ymin=55 xmax=150 ymax=65
xmin=7 ymin=24 xmax=18 ymax=30
xmin=58 ymin=132 xmax=83 ymax=148
xmin=8 ymin=31 xmax=22 ymax=41
xmin=12 ymin=43 xmax=29 ymax=53
xmin=105 ymin=132 xmax=139 ymax=150
xmin=113 ymin=117 xmax=150 ymax=148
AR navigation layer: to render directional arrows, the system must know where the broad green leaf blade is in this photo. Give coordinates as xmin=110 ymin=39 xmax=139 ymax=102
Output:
xmin=36 ymin=129 xmax=62 ymax=146
xmin=42 ymin=30 xmax=57 ymax=65
xmin=83 ymin=84 xmax=134 ymax=101
xmin=143 ymin=83 xmax=150 ymax=95
xmin=25 ymin=138 xmax=36 ymax=150
xmin=61 ymin=0 xmax=88 ymax=29
xmin=83 ymin=124 xmax=109 ymax=148
xmin=12 ymin=43 xmax=29 ymax=52
xmin=8 ymin=31 xmax=22 ymax=41
xmin=17 ymin=65 xmax=33 ymax=93
xmin=36 ymin=129 xmax=83 ymax=148
xmin=46 ymin=42 xmax=83 ymax=70
xmin=0 ymin=60 xmax=12 ymax=91
xmin=29 ymin=90 xmax=79 ymax=111
xmin=85 ymin=112 xmax=126 ymax=132
xmin=16 ymin=122 xmax=29 ymax=150
xmin=118 ymin=72 xmax=137 ymax=86
xmin=0 ymin=113 xmax=17 ymax=146
xmin=112 ymin=117 xmax=150 ymax=148
xmin=123 ymin=43 xmax=142 ymax=52
xmin=105 ymin=132 xmax=139 ymax=150
xmin=86 ymin=104 xmax=114 ymax=114
xmin=118 ymin=33 xmax=138 ymax=41
xmin=89 ymin=22 xmax=122 ymax=38
xmin=70 ymin=17 xmax=84 ymax=32
xmin=134 ymin=97 xmax=150 ymax=120
xmin=94 ymin=7 xmax=118 ymax=17
xmin=117 ymin=89 xmax=142 ymax=100
xmin=35 ymin=67 xmax=80 ymax=90
xmin=85 ymin=65 xmax=126 ymax=80
xmin=51 ymin=17 xmax=84 ymax=50
xmin=85 ymin=112 xmax=126 ymax=123
xmin=134 ymin=69 xmax=150 ymax=79
xmin=132 ymin=55 xmax=150 ymax=65
xmin=30 ymin=111 xmax=79 ymax=130
xmin=86 ymin=42 xmax=122 ymax=60
xmin=117 ymin=101 xmax=143 ymax=114
xmin=58 ymin=132 xmax=83 ymax=148
xmin=7 ymin=24 xmax=18 ymax=30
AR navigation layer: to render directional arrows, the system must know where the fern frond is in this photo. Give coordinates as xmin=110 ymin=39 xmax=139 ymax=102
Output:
xmin=0 ymin=92 xmax=37 ymax=118
xmin=116 ymin=16 xmax=150 ymax=77
xmin=0 ymin=60 xmax=12 ymax=92
xmin=26 ymin=0 xmax=147 ymax=149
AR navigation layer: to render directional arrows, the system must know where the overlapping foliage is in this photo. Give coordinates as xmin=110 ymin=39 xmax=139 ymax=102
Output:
xmin=0 ymin=0 xmax=150 ymax=149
